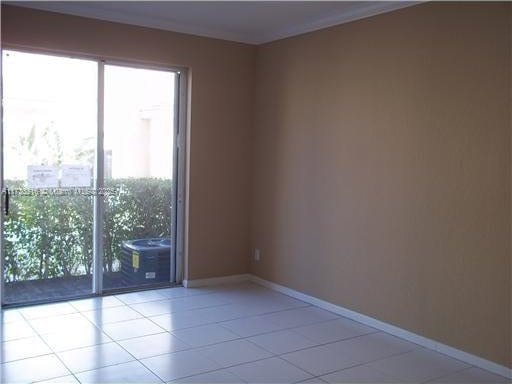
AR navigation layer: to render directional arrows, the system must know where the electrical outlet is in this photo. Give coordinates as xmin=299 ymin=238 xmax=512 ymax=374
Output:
xmin=254 ymin=248 xmax=261 ymax=262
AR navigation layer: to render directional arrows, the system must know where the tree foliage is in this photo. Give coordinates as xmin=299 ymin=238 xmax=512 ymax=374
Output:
xmin=3 ymin=178 xmax=172 ymax=282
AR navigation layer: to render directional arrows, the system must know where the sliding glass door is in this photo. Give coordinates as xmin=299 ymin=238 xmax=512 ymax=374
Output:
xmin=1 ymin=51 xmax=98 ymax=305
xmin=0 ymin=50 xmax=181 ymax=306
xmin=102 ymin=64 xmax=176 ymax=291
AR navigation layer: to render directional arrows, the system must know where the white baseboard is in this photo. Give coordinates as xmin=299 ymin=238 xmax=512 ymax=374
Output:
xmin=181 ymin=273 xmax=511 ymax=378
xmin=247 ymin=274 xmax=512 ymax=379
xmin=183 ymin=273 xmax=251 ymax=288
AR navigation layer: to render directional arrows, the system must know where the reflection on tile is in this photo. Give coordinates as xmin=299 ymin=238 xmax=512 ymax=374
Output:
xmin=130 ymin=295 xmax=229 ymax=317
xmin=69 ymin=296 xmax=124 ymax=312
xmin=0 ymin=320 xmax=37 ymax=342
xmin=75 ymin=360 xmax=162 ymax=383
xmin=116 ymin=290 xmax=167 ymax=305
xmin=0 ymin=310 xmax=24 ymax=324
xmin=20 ymin=302 xmax=77 ymax=320
xmin=128 ymin=299 xmax=175 ymax=317
xmin=29 ymin=313 xmax=93 ymax=335
xmin=82 ymin=306 xmax=142 ymax=326
xmin=0 ymin=354 xmax=70 ymax=383
xmin=149 ymin=310 xmax=216 ymax=332
xmin=100 ymin=318 xmax=164 ymax=340
xmin=118 ymin=332 xmax=189 ymax=359
xmin=41 ymin=326 xmax=112 ymax=352
xmin=57 ymin=342 xmax=134 ymax=373
xmin=157 ymin=287 xmax=211 ymax=299
xmin=1 ymin=335 xmax=52 ymax=362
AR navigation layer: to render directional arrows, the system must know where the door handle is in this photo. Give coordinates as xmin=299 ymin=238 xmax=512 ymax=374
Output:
xmin=4 ymin=188 xmax=8 ymax=216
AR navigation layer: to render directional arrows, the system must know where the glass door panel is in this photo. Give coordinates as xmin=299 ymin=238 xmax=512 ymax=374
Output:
xmin=102 ymin=64 xmax=175 ymax=291
xmin=1 ymin=50 xmax=97 ymax=305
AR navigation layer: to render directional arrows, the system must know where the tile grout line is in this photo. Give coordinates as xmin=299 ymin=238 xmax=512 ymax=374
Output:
xmin=220 ymin=318 xmax=380 ymax=342
xmin=16 ymin=307 xmax=81 ymax=384
xmin=105 ymin=297 xmax=497 ymax=384
xmin=108 ymin=324 xmax=404 ymax=382
xmin=114 ymin=287 xmax=225 ymax=305
xmin=3 ymin=283 xmax=490 ymax=383
xmin=0 ymin=284 xmax=404 ymax=371
xmin=147 ymin=301 xmax=321 ymax=334
xmin=246 ymin=329 xmax=387 ymax=362
xmin=103 ymin=292 xmax=238 ymax=383
xmin=236 ymin=338 xmax=315 ymax=380
xmin=3 ymin=286 xmax=308 ymax=379
xmin=2 ymin=287 xmax=379 ymax=374
xmin=106 ymin=338 xmax=167 ymax=384
xmin=133 ymin=301 xmax=236 ymax=322
xmin=95 ymin=289 xmax=304 ymax=382
xmin=288 ymin=347 xmax=423 ymax=382
xmin=38 ymin=289 xmax=217 ymax=382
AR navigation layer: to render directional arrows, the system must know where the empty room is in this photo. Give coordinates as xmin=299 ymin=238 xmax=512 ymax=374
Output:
xmin=0 ymin=1 xmax=511 ymax=383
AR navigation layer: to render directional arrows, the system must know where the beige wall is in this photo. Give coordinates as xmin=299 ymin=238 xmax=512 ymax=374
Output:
xmin=251 ymin=2 xmax=512 ymax=368
xmin=1 ymin=5 xmax=256 ymax=280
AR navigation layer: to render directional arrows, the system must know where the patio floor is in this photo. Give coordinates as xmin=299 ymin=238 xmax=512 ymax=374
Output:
xmin=3 ymin=273 xmax=169 ymax=306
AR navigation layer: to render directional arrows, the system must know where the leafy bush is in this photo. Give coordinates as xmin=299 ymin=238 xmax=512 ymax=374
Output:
xmin=3 ymin=178 xmax=172 ymax=282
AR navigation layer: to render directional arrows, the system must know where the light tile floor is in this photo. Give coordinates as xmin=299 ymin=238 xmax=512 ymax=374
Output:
xmin=0 ymin=282 xmax=509 ymax=383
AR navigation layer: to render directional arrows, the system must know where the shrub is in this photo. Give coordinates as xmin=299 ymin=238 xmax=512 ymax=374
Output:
xmin=3 ymin=178 xmax=172 ymax=282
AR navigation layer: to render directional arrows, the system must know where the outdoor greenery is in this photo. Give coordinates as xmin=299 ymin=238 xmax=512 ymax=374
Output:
xmin=3 ymin=178 xmax=172 ymax=282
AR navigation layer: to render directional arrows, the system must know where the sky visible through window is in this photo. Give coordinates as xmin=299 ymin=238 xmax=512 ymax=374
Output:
xmin=2 ymin=50 xmax=175 ymax=183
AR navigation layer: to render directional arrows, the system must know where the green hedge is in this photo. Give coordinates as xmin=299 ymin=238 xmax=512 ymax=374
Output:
xmin=3 ymin=178 xmax=172 ymax=282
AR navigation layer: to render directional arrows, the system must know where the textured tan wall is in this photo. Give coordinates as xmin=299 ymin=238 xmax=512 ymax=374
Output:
xmin=1 ymin=5 xmax=256 ymax=280
xmin=251 ymin=2 xmax=512 ymax=367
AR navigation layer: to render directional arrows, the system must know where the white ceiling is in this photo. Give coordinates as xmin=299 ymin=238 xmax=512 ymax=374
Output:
xmin=8 ymin=1 xmax=420 ymax=44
